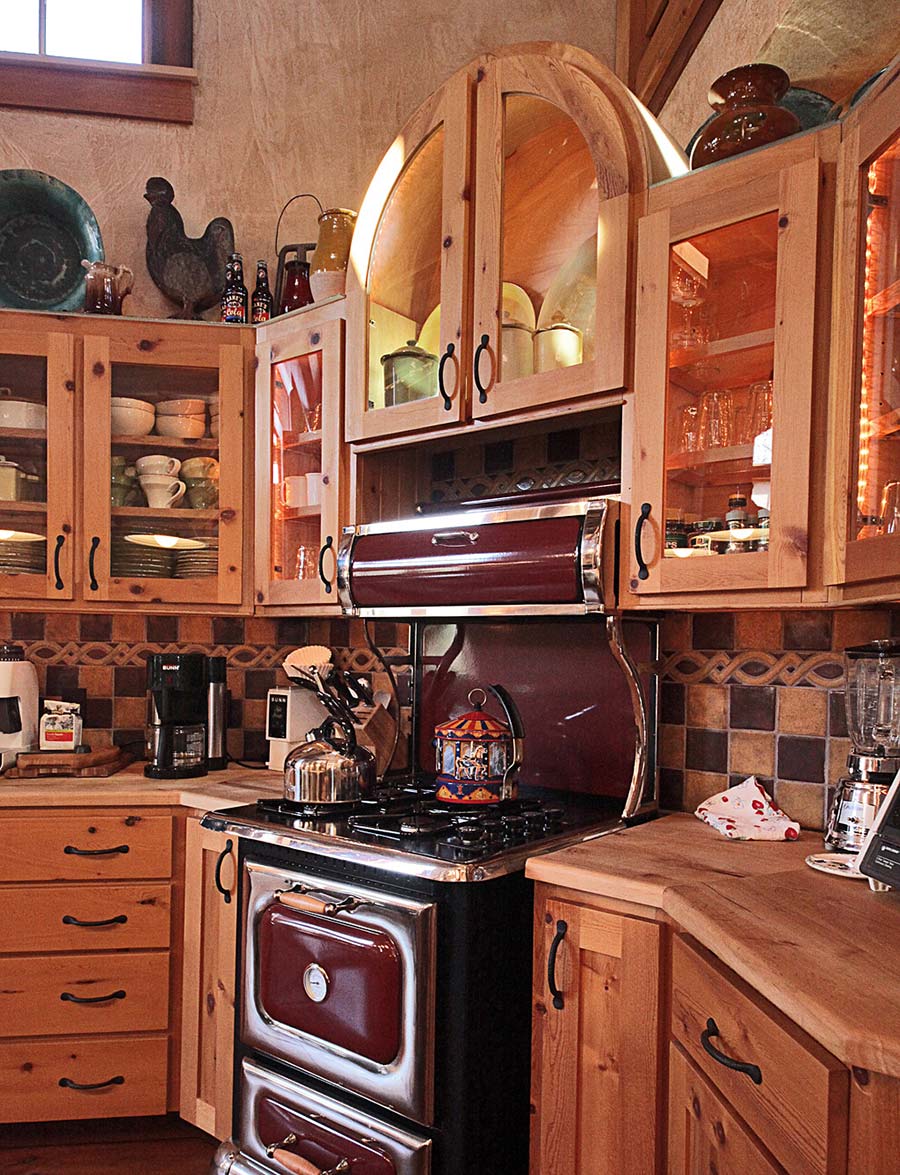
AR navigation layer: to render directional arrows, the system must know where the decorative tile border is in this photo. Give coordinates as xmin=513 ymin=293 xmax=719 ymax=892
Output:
xmin=661 ymin=650 xmax=845 ymax=689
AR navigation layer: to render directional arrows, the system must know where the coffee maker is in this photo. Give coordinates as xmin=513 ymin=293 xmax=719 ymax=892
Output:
xmin=145 ymin=653 xmax=209 ymax=779
xmin=0 ymin=644 xmax=39 ymax=773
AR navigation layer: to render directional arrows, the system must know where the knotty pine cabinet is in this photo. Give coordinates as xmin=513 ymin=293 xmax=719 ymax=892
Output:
xmin=345 ymin=44 xmax=683 ymax=445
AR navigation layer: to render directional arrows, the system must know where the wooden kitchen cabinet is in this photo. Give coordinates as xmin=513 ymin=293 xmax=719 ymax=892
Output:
xmin=180 ymin=816 xmax=238 ymax=1140
xmin=530 ymin=884 xmax=664 ymax=1175
xmin=0 ymin=325 xmax=76 ymax=600
xmin=628 ymin=135 xmax=826 ymax=602
xmin=346 ymin=46 xmax=681 ymax=445
xmin=254 ymin=300 xmax=346 ymax=609
xmin=825 ymin=74 xmax=900 ymax=602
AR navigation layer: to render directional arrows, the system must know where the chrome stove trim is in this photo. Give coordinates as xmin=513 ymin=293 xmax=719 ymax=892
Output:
xmin=605 ymin=613 xmax=651 ymax=820
xmin=201 ymin=808 xmax=626 ymax=883
xmin=219 ymin=1057 xmax=432 ymax=1175
xmin=241 ymin=861 xmax=436 ymax=1124
xmin=338 ymin=497 xmax=618 ymax=619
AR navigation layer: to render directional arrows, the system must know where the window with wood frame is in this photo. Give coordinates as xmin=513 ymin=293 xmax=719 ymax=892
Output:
xmin=0 ymin=0 xmax=195 ymax=123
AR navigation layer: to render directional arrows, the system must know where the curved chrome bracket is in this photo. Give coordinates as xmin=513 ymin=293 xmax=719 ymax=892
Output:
xmin=580 ymin=498 xmax=610 ymax=611
xmin=336 ymin=527 xmax=355 ymax=614
xmin=606 ymin=613 xmax=650 ymax=819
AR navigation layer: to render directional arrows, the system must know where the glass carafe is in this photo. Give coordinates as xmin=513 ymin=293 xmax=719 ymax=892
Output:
xmin=844 ymin=640 xmax=900 ymax=758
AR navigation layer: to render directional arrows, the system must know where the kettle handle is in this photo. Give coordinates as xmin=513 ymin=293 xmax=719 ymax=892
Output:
xmin=488 ymin=684 xmax=524 ymax=793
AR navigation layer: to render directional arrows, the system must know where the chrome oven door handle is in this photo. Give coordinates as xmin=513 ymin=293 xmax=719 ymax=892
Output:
xmin=265 ymin=1136 xmax=350 ymax=1174
xmin=430 ymin=530 xmax=479 ymax=546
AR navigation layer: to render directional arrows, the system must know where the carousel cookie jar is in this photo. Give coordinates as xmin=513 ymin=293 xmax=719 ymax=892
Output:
xmin=433 ymin=685 xmax=524 ymax=804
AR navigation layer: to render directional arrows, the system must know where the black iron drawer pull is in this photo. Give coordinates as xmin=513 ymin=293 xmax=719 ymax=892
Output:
xmin=60 ymin=989 xmax=126 ymax=1005
xmin=214 ymin=838 xmax=234 ymax=904
xmin=473 ymin=333 xmax=491 ymax=403
xmin=59 ymin=1074 xmax=124 ymax=1091
xmin=438 ymin=342 xmax=455 ymax=410
xmin=547 ymin=919 xmax=568 ymax=1011
xmin=318 ymin=535 xmax=334 ymax=594
xmin=63 ymin=843 xmax=129 ymax=857
xmin=53 ymin=533 xmax=65 ymax=591
xmin=634 ymin=502 xmax=651 ymax=581
xmin=88 ymin=535 xmax=100 ymax=591
xmin=700 ymin=1017 xmax=763 ymax=1085
xmin=62 ymin=914 xmax=128 ymax=928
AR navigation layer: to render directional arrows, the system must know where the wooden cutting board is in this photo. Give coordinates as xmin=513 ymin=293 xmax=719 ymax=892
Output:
xmin=7 ymin=746 xmax=136 ymax=778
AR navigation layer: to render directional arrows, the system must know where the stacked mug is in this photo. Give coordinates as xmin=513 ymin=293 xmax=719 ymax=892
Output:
xmin=135 ymin=454 xmax=186 ymax=508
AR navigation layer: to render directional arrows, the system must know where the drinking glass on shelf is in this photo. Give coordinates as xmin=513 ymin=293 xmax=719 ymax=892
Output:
xmin=302 ymin=401 xmax=322 ymax=432
xmin=679 ymin=404 xmax=701 ymax=453
xmin=670 ymin=264 xmax=707 ymax=353
xmin=699 ymin=389 xmax=734 ymax=449
xmin=879 ymin=482 xmax=900 ymax=536
xmin=747 ymin=379 xmax=773 ymax=438
xmin=295 ymin=543 xmax=319 ymax=580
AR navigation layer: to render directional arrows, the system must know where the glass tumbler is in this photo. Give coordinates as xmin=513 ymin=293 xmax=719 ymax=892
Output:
xmin=699 ymin=390 xmax=734 ymax=449
xmin=295 ymin=543 xmax=319 ymax=580
xmin=747 ymin=379 xmax=774 ymax=438
xmin=679 ymin=404 xmax=701 ymax=452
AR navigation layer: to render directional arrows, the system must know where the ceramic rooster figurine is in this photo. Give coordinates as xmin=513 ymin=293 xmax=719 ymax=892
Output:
xmin=144 ymin=177 xmax=234 ymax=318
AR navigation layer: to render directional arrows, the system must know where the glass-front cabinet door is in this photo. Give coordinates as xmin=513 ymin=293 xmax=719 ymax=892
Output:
xmin=82 ymin=325 xmax=244 ymax=605
xmin=826 ymin=81 xmax=900 ymax=589
xmin=630 ymin=154 xmax=820 ymax=596
xmin=0 ymin=328 xmax=75 ymax=600
xmin=471 ymin=55 xmax=629 ymax=419
xmin=345 ymin=72 xmax=472 ymax=442
xmin=255 ymin=310 xmax=344 ymax=608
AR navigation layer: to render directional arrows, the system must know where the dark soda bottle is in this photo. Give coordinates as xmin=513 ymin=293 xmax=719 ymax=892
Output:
xmin=251 ymin=260 xmax=273 ymax=324
xmin=221 ymin=252 xmax=248 ymax=323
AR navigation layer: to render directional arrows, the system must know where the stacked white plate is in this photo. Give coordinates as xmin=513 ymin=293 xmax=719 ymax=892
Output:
xmin=175 ymin=539 xmax=218 ymax=578
xmin=0 ymin=538 xmax=46 ymax=575
xmin=110 ymin=534 xmax=175 ymax=579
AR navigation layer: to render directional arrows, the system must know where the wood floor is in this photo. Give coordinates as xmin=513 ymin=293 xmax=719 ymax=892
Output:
xmin=0 ymin=1115 xmax=217 ymax=1174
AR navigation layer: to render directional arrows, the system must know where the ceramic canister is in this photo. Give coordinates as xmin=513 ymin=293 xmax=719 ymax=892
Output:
xmin=434 ymin=688 xmax=513 ymax=804
xmin=534 ymin=323 xmax=583 ymax=372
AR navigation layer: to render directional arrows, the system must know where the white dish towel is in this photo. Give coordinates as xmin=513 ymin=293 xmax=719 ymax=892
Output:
xmin=695 ymin=777 xmax=801 ymax=841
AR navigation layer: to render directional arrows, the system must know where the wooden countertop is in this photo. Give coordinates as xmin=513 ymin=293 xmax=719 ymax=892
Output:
xmin=527 ymin=813 xmax=900 ymax=1077
xmin=0 ymin=763 xmax=283 ymax=811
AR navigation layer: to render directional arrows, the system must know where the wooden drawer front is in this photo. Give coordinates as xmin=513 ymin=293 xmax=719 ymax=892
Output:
xmin=0 ymin=812 xmax=172 ymax=881
xmin=0 ymin=952 xmax=169 ymax=1038
xmin=668 ymin=1044 xmax=785 ymax=1174
xmin=0 ymin=1034 xmax=168 ymax=1122
xmin=0 ymin=883 xmax=171 ymax=953
xmin=671 ymin=937 xmax=848 ymax=1175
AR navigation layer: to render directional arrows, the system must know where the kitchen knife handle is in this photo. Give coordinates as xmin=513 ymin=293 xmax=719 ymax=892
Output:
xmin=59 ymin=1074 xmax=124 ymax=1091
xmin=213 ymin=838 xmax=233 ymax=904
xmin=60 ymin=989 xmax=126 ymax=1005
xmin=62 ymin=914 xmax=128 ymax=928
xmin=88 ymin=535 xmax=100 ymax=591
xmin=700 ymin=1017 xmax=763 ymax=1085
xmin=547 ymin=918 xmax=568 ymax=1011
xmin=64 ymin=843 xmax=130 ymax=857
xmin=438 ymin=342 xmax=455 ymax=410
xmin=473 ymin=333 xmax=492 ymax=403
xmin=53 ymin=533 xmax=65 ymax=591
xmin=318 ymin=535 xmax=334 ymax=594
xmin=634 ymin=502 xmax=651 ymax=581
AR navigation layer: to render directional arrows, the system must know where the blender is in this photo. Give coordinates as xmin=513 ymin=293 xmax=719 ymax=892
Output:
xmin=825 ymin=640 xmax=900 ymax=852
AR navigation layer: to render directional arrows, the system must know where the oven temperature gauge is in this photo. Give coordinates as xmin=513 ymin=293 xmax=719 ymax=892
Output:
xmin=302 ymin=962 xmax=330 ymax=1003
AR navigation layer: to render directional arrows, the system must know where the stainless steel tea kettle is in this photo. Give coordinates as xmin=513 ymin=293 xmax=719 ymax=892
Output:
xmin=283 ymin=690 xmax=375 ymax=806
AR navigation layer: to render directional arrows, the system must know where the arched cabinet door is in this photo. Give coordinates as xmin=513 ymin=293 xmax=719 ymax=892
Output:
xmin=345 ymin=71 xmax=473 ymax=442
xmin=470 ymin=51 xmax=638 ymax=420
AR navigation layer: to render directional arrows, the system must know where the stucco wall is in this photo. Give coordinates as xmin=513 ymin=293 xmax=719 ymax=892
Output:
xmin=0 ymin=1 xmax=616 ymax=318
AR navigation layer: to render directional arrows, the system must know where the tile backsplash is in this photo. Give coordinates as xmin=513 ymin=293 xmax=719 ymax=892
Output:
xmin=2 ymin=612 xmax=408 ymax=764
xmin=659 ymin=607 xmax=900 ymax=830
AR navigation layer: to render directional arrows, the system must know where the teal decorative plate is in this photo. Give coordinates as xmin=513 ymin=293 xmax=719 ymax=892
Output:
xmin=0 ymin=170 xmax=104 ymax=311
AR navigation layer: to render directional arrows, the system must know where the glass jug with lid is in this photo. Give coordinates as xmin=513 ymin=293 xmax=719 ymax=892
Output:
xmin=844 ymin=640 xmax=900 ymax=762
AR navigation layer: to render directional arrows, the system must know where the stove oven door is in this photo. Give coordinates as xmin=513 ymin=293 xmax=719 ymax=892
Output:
xmin=242 ymin=862 xmax=436 ymax=1124
xmin=230 ymin=1057 xmax=431 ymax=1175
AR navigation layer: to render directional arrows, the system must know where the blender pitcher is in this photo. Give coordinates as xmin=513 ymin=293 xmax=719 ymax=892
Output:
xmin=825 ymin=640 xmax=900 ymax=852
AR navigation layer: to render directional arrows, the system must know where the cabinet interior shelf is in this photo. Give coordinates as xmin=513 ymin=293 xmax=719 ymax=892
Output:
xmin=869 ymin=408 xmax=900 ymax=441
xmin=110 ymin=435 xmax=219 ymax=453
xmin=669 ymin=329 xmax=775 ymax=393
xmin=0 ymin=500 xmax=47 ymax=514
xmin=0 ymin=427 xmax=46 ymax=444
xmin=667 ymin=443 xmax=771 ymax=487
xmin=111 ymin=506 xmax=219 ymax=522
xmin=281 ymin=430 xmax=322 ymax=451
xmin=868 ymin=277 xmax=900 ymax=317
xmin=280 ymin=505 xmax=321 ymax=521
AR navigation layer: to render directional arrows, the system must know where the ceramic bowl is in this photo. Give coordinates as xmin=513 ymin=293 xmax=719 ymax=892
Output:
xmin=155 ymin=413 xmax=206 ymax=439
xmin=157 ymin=398 xmax=207 ymax=416
xmin=111 ymin=399 xmax=155 ymax=436
xmin=0 ymin=398 xmax=47 ymax=429
xmin=209 ymin=415 xmax=220 ymax=438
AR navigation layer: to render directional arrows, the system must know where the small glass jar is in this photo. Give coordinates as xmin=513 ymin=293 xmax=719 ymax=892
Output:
xmin=309 ymin=209 xmax=357 ymax=301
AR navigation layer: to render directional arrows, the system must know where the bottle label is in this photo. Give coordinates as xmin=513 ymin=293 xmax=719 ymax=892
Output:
xmin=221 ymin=290 xmax=246 ymax=323
xmin=252 ymin=294 xmax=271 ymax=324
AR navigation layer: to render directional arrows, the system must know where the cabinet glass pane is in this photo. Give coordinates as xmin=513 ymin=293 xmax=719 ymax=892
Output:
xmin=663 ymin=212 xmax=778 ymax=558
xmin=368 ymin=126 xmax=444 ymax=411
xmin=0 ymin=355 xmax=48 ymax=576
xmin=109 ymin=363 xmax=219 ymax=581
xmin=854 ymin=133 xmax=900 ymax=542
xmin=270 ymin=352 xmax=323 ymax=582
xmin=499 ymin=95 xmax=596 ymax=382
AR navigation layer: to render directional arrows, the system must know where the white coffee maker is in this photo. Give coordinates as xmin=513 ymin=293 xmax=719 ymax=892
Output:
xmin=0 ymin=644 xmax=39 ymax=772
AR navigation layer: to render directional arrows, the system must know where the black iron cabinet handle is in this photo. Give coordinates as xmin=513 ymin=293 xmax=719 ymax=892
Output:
xmin=59 ymin=1075 xmax=124 ymax=1091
xmin=700 ymin=1017 xmax=763 ymax=1085
xmin=60 ymin=989 xmax=126 ymax=1004
xmin=547 ymin=919 xmax=568 ymax=1010
xmin=438 ymin=342 xmax=455 ymax=410
xmin=473 ymin=333 xmax=491 ymax=404
xmin=318 ymin=535 xmax=334 ymax=594
xmin=64 ymin=844 xmax=129 ymax=857
xmin=62 ymin=914 xmax=128 ymax=928
xmin=53 ymin=533 xmax=65 ymax=591
xmin=214 ymin=838 xmax=234 ymax=904
xmin=88 ymin=535 xmax=100 ymax=591
xmin=634 ymin=502 xmax=652 ymax=581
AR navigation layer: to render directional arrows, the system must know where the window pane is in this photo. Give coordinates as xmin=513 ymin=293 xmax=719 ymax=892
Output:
xmin=45 ymin=0 xmax=143 ymax=64
xmin=0 ymin=0 xmax=40 ymax=54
